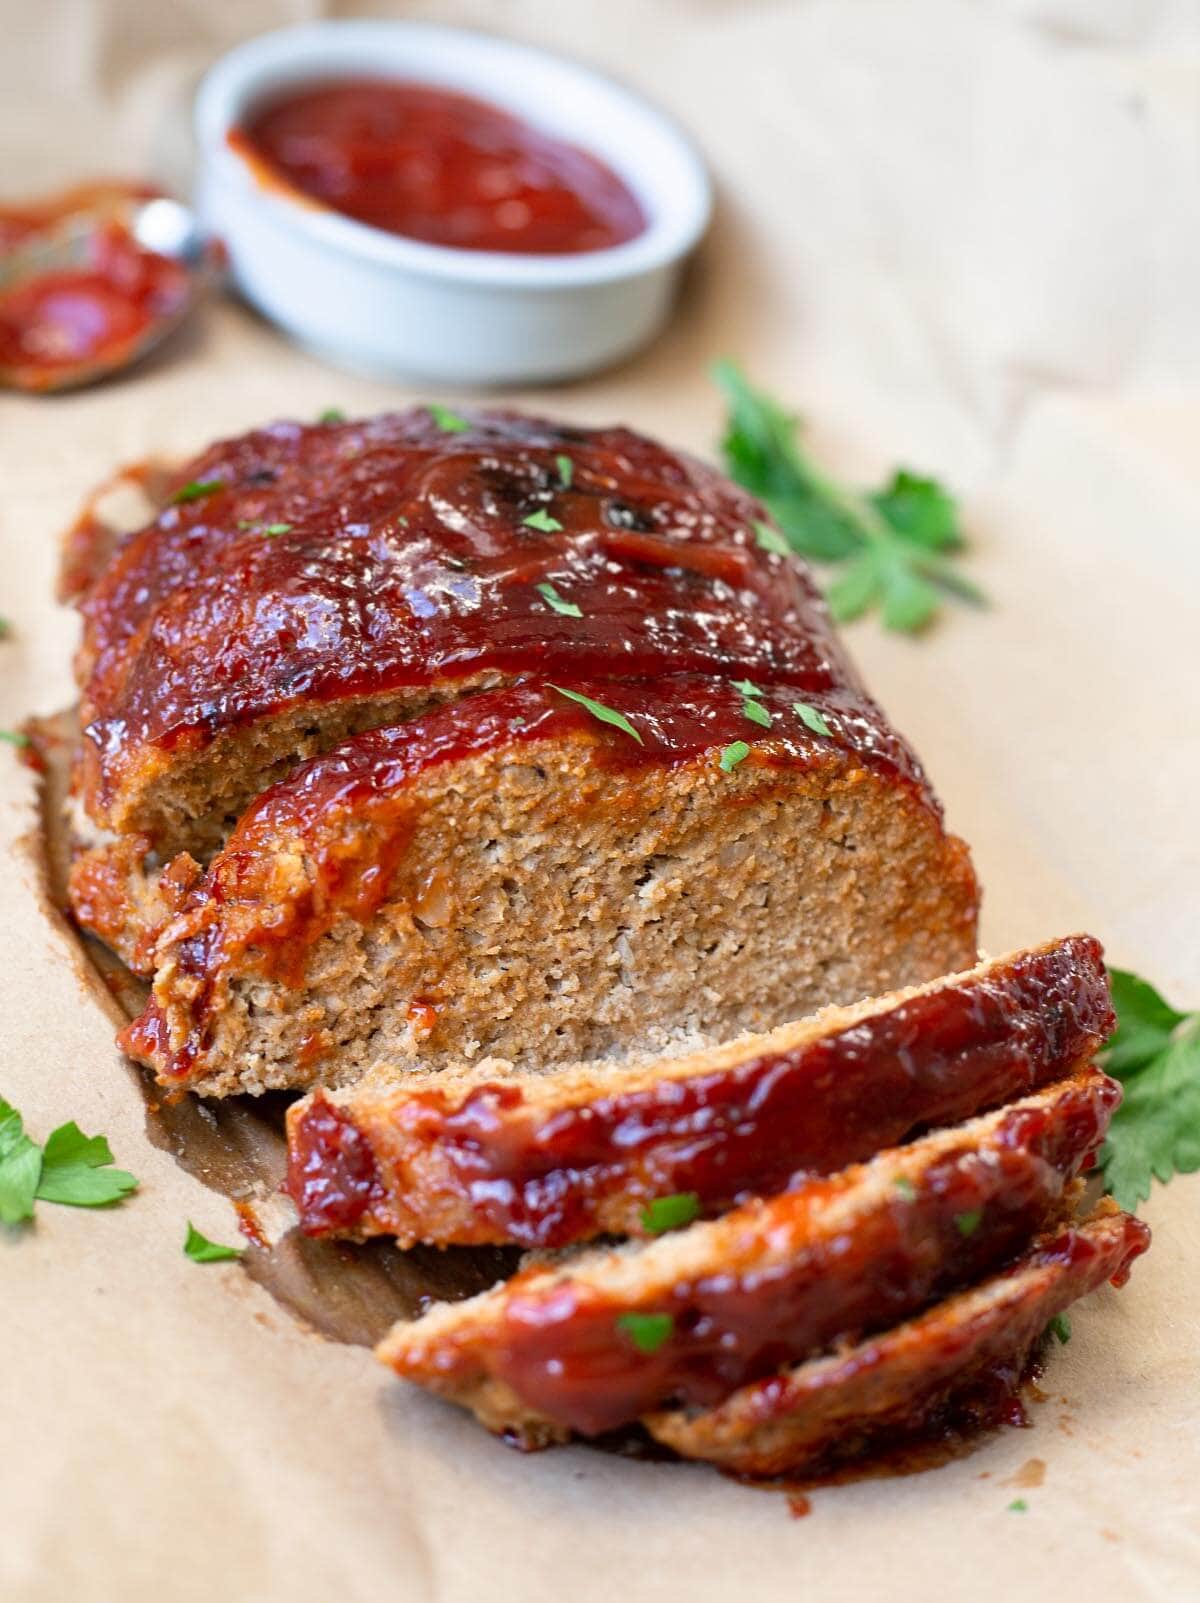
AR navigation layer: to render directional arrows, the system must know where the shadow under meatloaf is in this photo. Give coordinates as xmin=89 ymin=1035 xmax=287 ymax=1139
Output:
xmin=287 ymin=935 xmax=1113 ymax=1248
xmin=64 ymin=406 xmax=902 ymax=862
xmin=117 ymin=676 xmax=979 ymax=1099
xmin=375 ymin=1070 xmax=1120 ymax=1443
xmin=645 ymin=1202 xmax=1149 ymax=1476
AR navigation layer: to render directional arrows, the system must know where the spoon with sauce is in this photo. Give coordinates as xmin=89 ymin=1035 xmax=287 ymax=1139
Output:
xmin=0 ymin=183 xmax=217 ymax=394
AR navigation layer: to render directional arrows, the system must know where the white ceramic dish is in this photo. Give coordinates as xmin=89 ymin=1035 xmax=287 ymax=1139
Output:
xmin=194 ymin=21 xmax=712 ymax=386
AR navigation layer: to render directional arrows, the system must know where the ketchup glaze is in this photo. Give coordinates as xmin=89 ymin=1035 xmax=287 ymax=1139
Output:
xmin=233 ymin=80 xmax=647 ymax=255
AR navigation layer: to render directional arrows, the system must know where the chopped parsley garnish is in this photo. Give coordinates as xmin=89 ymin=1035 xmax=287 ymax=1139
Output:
xmin=715 ymin=360 xmax=984 ymax=633
xmin=0 ymin=1096 xmax=136 ymax=1224
xmin=548 ymin=685 xmax=643 ymax=744
xmin=742 ymin=698 xmax=773 ymax=729
xmin=616 ymin=1311 xmax=675 ymax=1354
xmin=719 ymin=741 xmax=751 ymax=772
xmin=184 ymin=1222 xmax=244 ymax=1263
xmin=954 ymin=1209 xmax=983 ymax=1237
xmin=893 ymin=1176 xmax=917 ymax=1201
xmin=793 ymin=701 xmax=833 ymax=738
xmin=753 ymin=519 xmax=791 ymax=557
xmin=641 ymin=1192 xmax=701 ymax=1234
xmin=523 ymin=508 xmax=564 ymax=533
xmin=1047 ymin=1312 xmax=1072 ymax=1345
xmin=555 ymin=453 xmax=575 ymax=488
xmin=317 ymin=407 xmax=345 ymax=423
xmin=1007 ymin=1499 xmax=1028 ymax=1513
xmin=428 ymin=403 xmax=471 ymax=434
xmin=171 ymin=478 xmax=224 ymax=505
xmin=0 ymin=729 xmax=30 ymax=747
xmin=536 ymin=581 xmax=582 ymax=618
xmin=732 ymin=679 xmax=760 ymax=696
xmin=262 ymin=523 xmax=292 ymax=536
xmin=1097 ymin=968 xmax=1200 ymax=1209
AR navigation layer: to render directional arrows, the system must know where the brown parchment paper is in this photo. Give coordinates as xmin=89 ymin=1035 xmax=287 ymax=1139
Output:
xmin=2 ymin=3 xmax=1198 ymax=1601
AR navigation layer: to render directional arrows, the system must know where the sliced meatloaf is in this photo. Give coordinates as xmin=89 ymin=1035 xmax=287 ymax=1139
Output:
xmin=67 ymin=407 xmax=922 ymax=859
xmin=287 ymin=936 xmax=1113 ymax=1246
xmin=117 ymin=676 xmax=978 ymax=1097
xmin=375 ymin=1070 xmax=1120 ymax=1442
xmin=646 ymin=1202 xmax=1149 ymax=1475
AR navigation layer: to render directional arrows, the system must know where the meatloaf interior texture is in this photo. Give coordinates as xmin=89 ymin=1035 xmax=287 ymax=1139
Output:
xmin=60 ymin=405 xmax=1144 ymax=1477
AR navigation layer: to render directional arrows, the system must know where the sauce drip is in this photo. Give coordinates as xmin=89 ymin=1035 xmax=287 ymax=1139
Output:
xmin=233 ymin=79 xmax=646 ymax=255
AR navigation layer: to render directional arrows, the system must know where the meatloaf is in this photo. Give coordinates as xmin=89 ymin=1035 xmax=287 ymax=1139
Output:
xmin=376 ymin=1070 xmax=1120 ymax=1442
xmin=646 ymin=1202 xmax=1149 ymax=1475
xmin=287 ymin=936 xmax=1114 ymax=1247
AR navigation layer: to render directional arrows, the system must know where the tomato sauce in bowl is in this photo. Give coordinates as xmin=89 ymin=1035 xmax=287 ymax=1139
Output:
xmin=231 ymin=79 xmax=647 ymax=255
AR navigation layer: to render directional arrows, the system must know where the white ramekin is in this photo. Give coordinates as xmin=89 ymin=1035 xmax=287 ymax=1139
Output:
xmin=194 ymin=21 xmax=712 ymax=386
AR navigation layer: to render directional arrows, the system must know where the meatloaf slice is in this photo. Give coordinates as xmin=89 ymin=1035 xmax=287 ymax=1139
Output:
xmin=645 ymin=1201 xmax=1149 ymax=1475
xmin=68 ymin=406 xmax=911 ymax=859
xmin=117 ymin=677 xmax=979 ymax=1097
xmin=287 ymin=936 xmax=1112 ymax=1247
xmin=375 ymin=1070 xmax=1120 ymax=1443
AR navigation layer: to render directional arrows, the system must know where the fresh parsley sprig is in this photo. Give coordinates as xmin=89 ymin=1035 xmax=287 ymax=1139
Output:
xmin=1098 ymin=969 xmax=1200 ymax=1210
xmin=715 ymin=360 xmax=984 ymax=633
xmin=0 ymin=1096 xmax=137 ymax=1224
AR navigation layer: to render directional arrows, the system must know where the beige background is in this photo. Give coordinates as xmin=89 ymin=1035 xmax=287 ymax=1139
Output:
xmin=2 ymin=2 xmax=1199 ymax=1599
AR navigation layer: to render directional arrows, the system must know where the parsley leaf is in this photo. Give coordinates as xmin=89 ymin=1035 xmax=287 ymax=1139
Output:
xmin=428 ymin=403 xmax=470 ymax=434
xmin=184 ymin=1222 xmax=244 ymax=1263
xmin=954 ymin=1209 xmax=983 ymax=1237
xmin=1046 ymin=1312 xmax=1071 ymax=1345
xmin=1007 ymin=1499 xmax=1028 ymax=1513
xmin=792 ymin=701 xmax=833 ymax=738
xmin=523 ymin=508 xmax=564 ymax=533
xmin=742 ymin=698 xmax=772 ymax=729
xmin=536 ymin=581 xmax=582 ymax=618
xmin=719 ymin=741 xmax=750 ymax=772
xmin=555 ymin=453 xmax=574 ymax=488
xmin=616 ymin=1312 xmax=674 ymax=1354
xmin=753 ymin=519 xmax=791 ymax=557
xmin=1097 ymin=968 xmax=1200 ymax=1209
xmin=714 ymin=360 xmax=984 ymax=633
xmin=547 ymin=685 xmax=643 ymax=744
xmin=262 ymin=523 xmax=292 ymax=537
xmin=35 ymin=1122 xmax=138 ymax=1207
xmin=0 ymin=1096 xmax=42 ymax=1224
xmin=317 ymin=407 xmax=345 ymax=423
xmin=0 ymin=729 xmax=30 ymax=747
xmin=171 ymin=479 xmax=224 ymax=505
xmin=641 ymin=1192 xmax=701 ymax=1234
xmin=0 ymin=1097 xmax=137 ymax=1222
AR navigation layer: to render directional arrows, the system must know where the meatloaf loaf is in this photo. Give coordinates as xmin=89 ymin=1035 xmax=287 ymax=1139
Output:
xmin=66 ymin=407 xmax=978 ymax=1101
xmin=287 ymin=936 xmax=1114 ymax=1247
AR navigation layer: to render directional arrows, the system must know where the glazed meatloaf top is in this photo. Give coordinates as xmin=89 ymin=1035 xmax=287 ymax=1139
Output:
xmin=68 ymin=407 xmax=939 ymax=846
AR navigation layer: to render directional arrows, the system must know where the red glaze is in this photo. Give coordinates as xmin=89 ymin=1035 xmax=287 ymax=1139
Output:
xmin=72 ymin=408 xmax=931 ymax=831
xmin=288 ymin=936 xmax=1116 ymax=1246
xmin=120 ymin=675 xmax=942 ymax=1082
xmin=0 ymin=217 xmax=189 ymax=391
xmin=385 ymin=1075 xmax=1120 ymax=1436
xmin=232 ymin=81 xmax=645 ymax=255
xmin=646 ymin=1208 xmax=1151 ymax=1476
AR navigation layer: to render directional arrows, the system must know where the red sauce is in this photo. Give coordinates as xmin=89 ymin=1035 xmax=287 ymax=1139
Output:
xmin=287 ymin=936 xmax=1115 ymax=1246
xmin=72 ymin=408 xmax=936 ymax=836
xmin=0 ymin=213 xmax=190 ymax=391
xmin=232 ymin=80 xmax=646 ymax=255
xmin=382 ymin=1077 xmax=1118 ymax=1437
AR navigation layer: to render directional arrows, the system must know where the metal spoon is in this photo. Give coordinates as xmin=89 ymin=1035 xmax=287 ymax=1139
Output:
xmin=0 ymin=193 xmax=218 ymax=393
